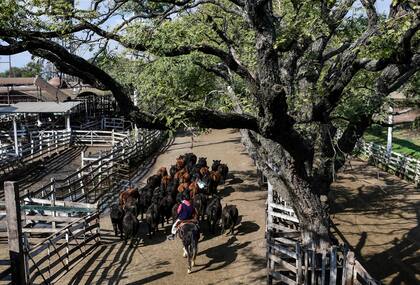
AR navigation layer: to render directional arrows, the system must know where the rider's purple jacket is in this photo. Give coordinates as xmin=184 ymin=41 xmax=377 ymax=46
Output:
xmin=177 ymin=200 xmax=193 ymax=220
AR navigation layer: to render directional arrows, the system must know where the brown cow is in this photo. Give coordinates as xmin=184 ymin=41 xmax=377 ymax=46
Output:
xmin=178 ymin=182 xmax=190 ymax=193
xmin=157 ymin=167 xmax=168 ymax=178
xmin=188 ymin=181 xmax=200 ymax=198
xmin=161 ymin=175 xmax=171 ymax=192
xmin=175 ymin=168 xmax=190 ymax=183
xmin=176 ymin=158 xmax=185 ymax=171
xmin=119 ymin=187 xmax=140 ymax=209
xmin=209 ymin=171 xmax=221 ymax=194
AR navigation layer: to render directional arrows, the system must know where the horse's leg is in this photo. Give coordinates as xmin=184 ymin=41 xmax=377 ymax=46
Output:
xmin=183 ymin=247 xmax=188 ymax=258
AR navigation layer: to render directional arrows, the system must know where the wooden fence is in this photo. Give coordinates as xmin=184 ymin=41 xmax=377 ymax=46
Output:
xmin=356 ymin=140 xmax=420 ymax=185
xmin=266 ymin=182 xmax=380 ymax=285
xmin=4 ymin=181 xmax=100 ymax=285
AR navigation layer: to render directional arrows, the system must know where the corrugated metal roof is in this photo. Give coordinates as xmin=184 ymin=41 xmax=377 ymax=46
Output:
xmin=0 ymin=101 xmax=82 ymax=114
xmin=0 ymin=77 xmax=36 ymax=86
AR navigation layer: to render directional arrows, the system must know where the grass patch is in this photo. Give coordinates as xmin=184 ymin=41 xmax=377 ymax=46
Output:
xmin=364 ymin=125 xmax=420 ymax=159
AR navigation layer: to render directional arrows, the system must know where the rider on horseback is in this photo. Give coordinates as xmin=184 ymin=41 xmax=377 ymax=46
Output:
xmin=168 ymin=190 xmax=197 ymax=240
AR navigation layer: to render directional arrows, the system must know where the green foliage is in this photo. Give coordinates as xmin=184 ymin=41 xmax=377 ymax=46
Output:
xmin=0 ymin=61 xmax=42 ymax=77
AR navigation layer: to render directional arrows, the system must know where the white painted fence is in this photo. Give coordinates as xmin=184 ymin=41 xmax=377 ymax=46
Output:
xmin=356 ymin=140 xmax=420 ymax=185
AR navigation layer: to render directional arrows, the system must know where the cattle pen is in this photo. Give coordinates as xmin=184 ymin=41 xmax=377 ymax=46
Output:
xmin=0 ymin=124 xmax=418 ymax=285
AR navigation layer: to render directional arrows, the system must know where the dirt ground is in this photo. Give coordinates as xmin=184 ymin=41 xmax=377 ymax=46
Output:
xmin=331 ymin=159 xmax=420 ymax=285
xmin=60 ymin=129 xmax=267 ymax=285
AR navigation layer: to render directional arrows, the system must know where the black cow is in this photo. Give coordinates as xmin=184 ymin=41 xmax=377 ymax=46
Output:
xmin=221 ymin=204 xmax=238 ymax=235
xmin=205 ymin=196 xmax=222 ymax=234
xmin=193 ymin=193 xmax=207 ymax=221
xmin=146 ymin=203 xmax=160 ymax=237
xmin=110 ymin=204 xmax=124 ymax=239
xmin=211 ymin=160 xmax=221 ymax=171
xmin=217 ymin=164 xmax=229 ymax=184
xmin=122 ymin=207 xmax=139 ymax=247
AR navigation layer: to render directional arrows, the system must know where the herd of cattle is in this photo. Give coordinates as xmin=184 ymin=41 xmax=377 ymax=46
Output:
xmin=110 ymin=152 xmax=239 ymax=246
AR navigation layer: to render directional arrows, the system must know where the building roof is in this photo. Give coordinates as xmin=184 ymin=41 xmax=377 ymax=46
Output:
xmin=0 ymin=77 xmax=36 ymax=86
xmin=0 ymin=101 xmax=82 ymax=114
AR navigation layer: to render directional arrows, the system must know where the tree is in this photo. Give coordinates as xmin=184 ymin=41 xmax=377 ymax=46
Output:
xmin=0 ymin=61 xmax=42 ymax=77
xmin=0 ymin=0 xmax=418 ymax=248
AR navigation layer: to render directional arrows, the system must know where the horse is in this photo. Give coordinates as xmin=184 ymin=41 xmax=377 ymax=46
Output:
xmin=110 ymin=204 xmax=124 ymax=239
xmin=221 ymin=204 xmax=238 ymax=235
xmin=145 ymin=203 xmax=160 ymax=237
xmin=178 ymin=222 xmax=200 ymax=274
xmin=193 ymin=193 xmax=207 ymax=221
xmin=206 ymin=196 xmax=222 ymax=234
xmin=122 ymin=204 xmax=139 ymax=247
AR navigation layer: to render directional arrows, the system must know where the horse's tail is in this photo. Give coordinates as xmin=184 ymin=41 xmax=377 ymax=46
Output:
xmin=188 ymin=226 xmax=198 ymax=259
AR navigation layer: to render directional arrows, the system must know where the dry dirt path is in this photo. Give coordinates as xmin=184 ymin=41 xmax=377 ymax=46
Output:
xmin=60 ymin=129 xmax=267 ymax=285
xmin=331 ymin=159 xmax=420 ymax=285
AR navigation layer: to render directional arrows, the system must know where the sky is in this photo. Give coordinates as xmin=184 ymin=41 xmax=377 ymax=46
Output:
xmin=0 ymin=0 xmax=392 ymax=72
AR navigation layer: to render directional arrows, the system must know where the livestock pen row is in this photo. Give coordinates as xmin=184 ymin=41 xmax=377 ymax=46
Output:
xmin=1 ymin=128 xmax=168 ymax=284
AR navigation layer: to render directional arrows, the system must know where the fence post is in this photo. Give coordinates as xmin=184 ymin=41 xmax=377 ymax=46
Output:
xmin=65 ymin=229 xmax=70 ymax=269
xmin=266 ymin=180 xmax=273 ymax=231
xmin=329 ymin=246 xmax=337 ymax=285
xmin=343 ymin=251 xmax=355 ymax=285
xmin=81 ymin=151 xmax=85 ymax=169
xmin=23 ymin=233 xmax=30 ymax=284
xmin=30 ymin=139 xmax=34 ymax=159
xmin=266 ymin=230 xmax=273 ymax=285
xmin=4 ymin=181 xmax=27 ymax=285
xmin=50 ymin=178 xmax=56 ymax=230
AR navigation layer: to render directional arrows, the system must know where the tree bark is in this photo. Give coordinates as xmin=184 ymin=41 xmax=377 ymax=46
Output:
xmin=240 ymin=129 xmax=331 ymax=248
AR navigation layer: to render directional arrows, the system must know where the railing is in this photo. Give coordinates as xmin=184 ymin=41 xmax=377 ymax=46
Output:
xmin=0 ymin=130 xmax=72 ymax=175
xmin=266 ymin=182 xmax=379 ymax=285
xmin=72 ymin=129 xmax=128 ymax=147
xmin=22 ymin=129 xmax=165 ymax=207
xmin=23 ymin=210 xmax=99 ymax=284
xmin=267 ymin=233 xmax=379 ymax=285
xmin=356 ymin=140 xmax=420 ymax=185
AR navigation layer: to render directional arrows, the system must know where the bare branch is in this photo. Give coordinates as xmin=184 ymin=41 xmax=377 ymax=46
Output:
xmin=360 ymin=0 xmax=378 ymax=28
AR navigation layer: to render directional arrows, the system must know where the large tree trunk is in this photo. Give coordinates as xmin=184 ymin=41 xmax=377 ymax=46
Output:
xmin=240 ymin=129 xmax=332 ymax=249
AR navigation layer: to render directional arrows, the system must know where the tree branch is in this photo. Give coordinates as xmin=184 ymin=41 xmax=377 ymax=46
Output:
xmin=185 ymin=107 xmax=259 ymax=131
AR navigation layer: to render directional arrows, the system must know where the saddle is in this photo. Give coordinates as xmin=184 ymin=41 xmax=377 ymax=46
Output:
xmin=177 ymin=219 xmax=198 ymax=228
